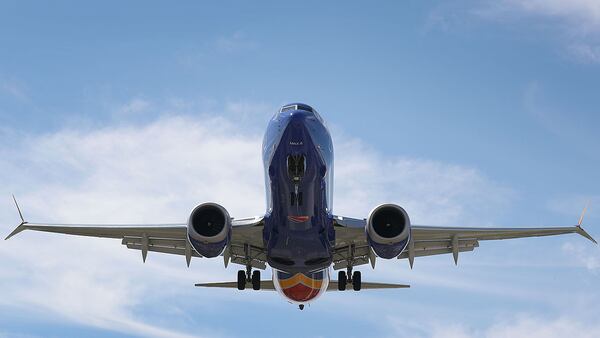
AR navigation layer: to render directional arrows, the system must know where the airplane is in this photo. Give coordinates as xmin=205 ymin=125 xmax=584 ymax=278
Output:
xmin=5 ymin=102 xmax=597 ymax=310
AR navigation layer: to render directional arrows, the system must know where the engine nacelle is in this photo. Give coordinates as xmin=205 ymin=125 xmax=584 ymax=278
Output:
xmin=187 ymin=203 xmax=231 ymax=258
xmin=366 ymin=204 xmax=411 ymax=259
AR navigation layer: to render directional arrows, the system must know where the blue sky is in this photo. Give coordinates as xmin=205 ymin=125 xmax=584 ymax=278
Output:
xmin=1 ymin=1 xmax=599 ymax=337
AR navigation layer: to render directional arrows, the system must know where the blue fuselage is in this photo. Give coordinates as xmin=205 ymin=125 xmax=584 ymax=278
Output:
xmin=262 ymin=104 xmax=335 ymax=273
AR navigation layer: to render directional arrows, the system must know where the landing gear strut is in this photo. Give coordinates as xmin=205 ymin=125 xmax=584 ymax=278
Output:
xmin=338 ymin=244 xmax=362 ymax=291
xmin=237 ymin=243 xmax=261 ymax=291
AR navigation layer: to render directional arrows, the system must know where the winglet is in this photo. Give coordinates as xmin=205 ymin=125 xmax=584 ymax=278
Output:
xmin=5 ymin=222 xmax=27 ymax=240
xmin=576 ymin=226 xmax=597 ymax=244
xmin=5 ymin=195 xmax=28 ymax=240
xmin=576 ymin=202 xmax=596 ymax=244
xmin=12 ymin=194 xmax=24 ymax=223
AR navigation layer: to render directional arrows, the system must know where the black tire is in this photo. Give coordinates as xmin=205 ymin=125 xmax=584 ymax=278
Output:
xmin=237 ymin=270 xmax=246 ymax=290
xmin=252 ymin=270 xmax=261 ymax=290
xmin=338 ymin=271 xmax=347 ymax=291
xmin=352 ymin=271 xmax=361 ymax=291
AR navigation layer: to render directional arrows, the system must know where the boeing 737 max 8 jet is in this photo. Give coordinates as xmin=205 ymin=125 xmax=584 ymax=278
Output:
xmin=6 ymin=103 xmax=597 ymax=309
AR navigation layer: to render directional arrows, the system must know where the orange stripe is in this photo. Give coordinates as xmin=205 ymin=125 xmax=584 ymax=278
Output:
xmin=279 ymin=273 xmax=323 ymax=289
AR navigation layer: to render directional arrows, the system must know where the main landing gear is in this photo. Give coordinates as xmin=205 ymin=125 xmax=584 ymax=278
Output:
xmin=237 ymin=243 xmax=261 ymax=291
xmin=337 ymin=267 xmax=361 ymax=291
xmin=237 ymin=266 xmax=261 ymax=291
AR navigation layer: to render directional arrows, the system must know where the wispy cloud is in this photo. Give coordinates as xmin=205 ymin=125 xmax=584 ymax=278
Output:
xmin=0 ymin=79 xmax=29 ymax=102
xmin=428 ymin=0 xmax=600 ymax=64
xmin=114 ymin=97 xmax=152 ymax=116
xmin=523 ymin=81 xmax=600 ymax=161
xmin=1 ymin=109 xmax=267 ymax=337
xmin=562 ymin=241 xmax=600 ymax=272
xmin=3 ymin=99 xmax=596 ymax=337
xmin=333 ymin=135 xmax=513 ymax=226
xmin=489 ymin=0 xmax=600 ymax=34
xmin=482 ymin=1 xmax=600 ymax=64
xmin=387 ymin=314 xmax=600 ymax=338
xmin=215 ymin=31 xmax=257 ymax=53
xmin=484 ymin=315 xmax=600 ymax=338
xmin=567 ymin=43 xmax=600 ymax=64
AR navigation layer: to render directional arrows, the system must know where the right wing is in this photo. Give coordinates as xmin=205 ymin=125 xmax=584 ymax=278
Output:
xmin=332 ymin=214 xmax=596 ymax=269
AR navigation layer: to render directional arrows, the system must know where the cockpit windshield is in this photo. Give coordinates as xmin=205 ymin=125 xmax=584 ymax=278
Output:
xmin=280 ymin=104 xmax=314 ymax=113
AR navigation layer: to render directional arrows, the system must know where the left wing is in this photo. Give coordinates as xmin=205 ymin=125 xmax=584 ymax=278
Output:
xmin=5 ymin=196 xmax=265 ymax=268
xmin=332 ymin=214 xmax=596 ymax=269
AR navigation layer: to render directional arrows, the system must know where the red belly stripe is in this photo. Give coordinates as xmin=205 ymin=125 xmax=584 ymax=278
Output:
xmin=288 ymin=215 xmax=310 ymax=223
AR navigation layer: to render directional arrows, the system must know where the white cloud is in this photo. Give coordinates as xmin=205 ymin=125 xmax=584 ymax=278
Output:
xmin=1 ymin=114 xmax=266 ymax=337
xmin=0 ymin=79 xmax=29 ymax=102
xmin=468 ymin=0 xmax=600 ymax=64
xmin=498 ymin=0 xmax=600 ymax=34
xmin=215 ymin=31 xmax=257 ymax=53
xmin=387 ymin=314 xmax=600 ymax=338
xmin=333 ymin=136 xmax=512 ymax=226
xmin=2 ymin=103 xmax=598 ymax=337
xmin=523 ymin=82 xmax=600 ymax=157
xmin=567 ymin=43 xmax=600 ymax=64
xmin=485 ymin=315 xmax=600 ymax=338
xmin=546 ymin=194 xmax=600 ymax=220
xmin=114 ymin=98 xmax=151 ymax=116
xmin=562 ymin=242 xmax=600 ymax=271
xmin=501 ymin=1 xmax=600 ymax=65
xmin=0 ymin=103 xmax=526 ymax=337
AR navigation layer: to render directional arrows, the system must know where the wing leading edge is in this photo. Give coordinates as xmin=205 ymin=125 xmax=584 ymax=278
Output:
xmin=333 ymin=212 xmax=596 ymax=269
xmin=5 ymin=196 xmax=265 ymax=268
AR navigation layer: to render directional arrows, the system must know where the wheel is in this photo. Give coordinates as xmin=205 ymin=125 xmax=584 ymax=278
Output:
xmin=338 ymin=271 xmax=347 ymax=291
xmin=252 ymin=270 xmax=261 ymax=290
xmin=237 ymin=270 xmax=246 ymax=290
xmin=352 ymin=271 xmax=361 ymax=291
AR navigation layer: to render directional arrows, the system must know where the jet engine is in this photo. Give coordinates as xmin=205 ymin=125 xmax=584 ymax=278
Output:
xmin=187 ymin=203 xmax=231 ymax=258
xmin=366 ymin=204 xmax=411 ymax=259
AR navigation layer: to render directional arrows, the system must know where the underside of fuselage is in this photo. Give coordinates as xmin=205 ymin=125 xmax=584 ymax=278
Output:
xmin=262 ymin=103 xmax=335 ymax=278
